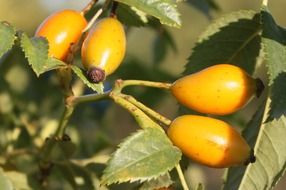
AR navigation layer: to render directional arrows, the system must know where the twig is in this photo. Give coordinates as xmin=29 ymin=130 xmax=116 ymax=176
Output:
xmin=176 ymin=164 xmax=190 ymax=190
xmin=119 ymin=94 xmax=171 ymax=126
xmin=109 ymin=93 xmax=163 ymax=130
xmin=113 ymin=79 xmax=172 ymax=93
xmin=81 ymin=0 xmax=98 ymax=15
xmin=71 ymin=91 xmax=110 ymax=105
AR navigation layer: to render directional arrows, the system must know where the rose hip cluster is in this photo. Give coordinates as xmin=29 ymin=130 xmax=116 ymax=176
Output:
xmin=35 ymin=9 xmax=126 ymax=83
xmin=168 ymin=64 xmax=263 ymax=168
xmin=35 ymin=9 xmax=263 ymax=168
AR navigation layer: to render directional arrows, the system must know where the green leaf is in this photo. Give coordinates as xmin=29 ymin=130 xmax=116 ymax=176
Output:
xmin=261 ymin=9 xmax=286 ymax=121
xmin=261 ymin=9 xmax=286 ymax=84
xmin=0 ymin=168 xmax=13 ymax=190
xmin=262 ymin=9 xmax=286 ymax=119
xmin=115 ymin=0 xmax=181 ymax=28
xmin=267 ymin=72 xmax=286 ymax=121
xmin=184 ymin=10 xmax=261 ymax=75
xmin=140 ymin=173 xmax=173 ymax=190
xmin=222 ymin=102 xmax=265 ymax=190
xmin=0 ymin=22 xmax=16 ymax=58
xmin=237 ymin=115 xmax=286 ymax=190
xmin=101 ymin=128 xmax=182 ymax=185
xmin=233 ymin=9 xmax=286 ymax=189
xmin=20 ymin=34 xmax=66 ymax=76
xmin=71 ymin=65 xmax=104 ymax=93
xmin=46 ymin=58 xmax=66 ymax=72
xmin=117 ymin=4 xmax=147 ymax=27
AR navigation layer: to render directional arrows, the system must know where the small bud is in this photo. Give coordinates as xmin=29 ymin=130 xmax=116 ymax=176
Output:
xmin=87 ymin=67 xmax=105 ymax=83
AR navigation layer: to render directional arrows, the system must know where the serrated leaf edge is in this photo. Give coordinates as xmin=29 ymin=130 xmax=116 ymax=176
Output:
xmin=184 ymin=9 xmax=261 ymax=75
xmin=197 ymin=10 xmax=257 ymax=42
xmin=139 ymin=173 xmax=173 ymax=190
xmin=19 ymin=33 xmax=49 ymax=77
xmin=101 ymin=128 xmax=181 ymax=185
xmin=0 ymin=21 xmax=16 ymax=58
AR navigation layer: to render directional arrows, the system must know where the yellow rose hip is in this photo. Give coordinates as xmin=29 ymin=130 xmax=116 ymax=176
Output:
xmin=171 ymin=64 xmax=264 ymax=115
xmin=167 ymin=115 xmax=255 ymax=168
xmin=35 ymin=9 xmax=87 ymax=61
xmin=81 ymin=17 xmax=126 ymax=82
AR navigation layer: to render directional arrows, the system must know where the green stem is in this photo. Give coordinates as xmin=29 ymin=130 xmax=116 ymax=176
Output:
xmin=72 ymin=91 xmax=110 ymax=105
xmin=113 ymin=79 xmax=172 ymax=93
xmin=119 ymin=94 xmax=172 ymax=126
xmin=176 ymin=164 xmax=190 ymax=190
xmin=40 ymin=105 xmax=74 ymax=164
xmin=54 ymin=105 xmax=74 ymax=136
xmin=109 ymin=93 xmax=163 ymax=131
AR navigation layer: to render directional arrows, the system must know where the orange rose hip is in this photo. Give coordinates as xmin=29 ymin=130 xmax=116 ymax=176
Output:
xmin=35 ymin=9 xmax=87 ymax=60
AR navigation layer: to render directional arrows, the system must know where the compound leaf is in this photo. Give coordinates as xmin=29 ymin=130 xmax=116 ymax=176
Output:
xmin=101 ymin=128 xmax=181 ymax=185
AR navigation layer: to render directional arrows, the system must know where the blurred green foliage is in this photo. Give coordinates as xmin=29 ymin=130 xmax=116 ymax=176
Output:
xmin=1 ymin=0 xmax=286 ymax=190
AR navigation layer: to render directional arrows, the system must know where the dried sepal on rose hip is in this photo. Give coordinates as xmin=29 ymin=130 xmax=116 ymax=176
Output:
xmin=81 ymin=17 xmax=126 ymax=83
xmin=35 ymin=9 xmax=87 ymax=61
xmin=167 ymin=115 xmax=255 ymax=168
xmin=170 ymin=64 xmax=264 ymax=115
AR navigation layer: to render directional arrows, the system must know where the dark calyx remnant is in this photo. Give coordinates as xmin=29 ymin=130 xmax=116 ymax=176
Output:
xmin=87 ymin=67 xmax=106 ymax=83
xmin=244 ymin=149 xmax=256 ymax=166
xmin=255 ymin=78 xmax=265 ymax=98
